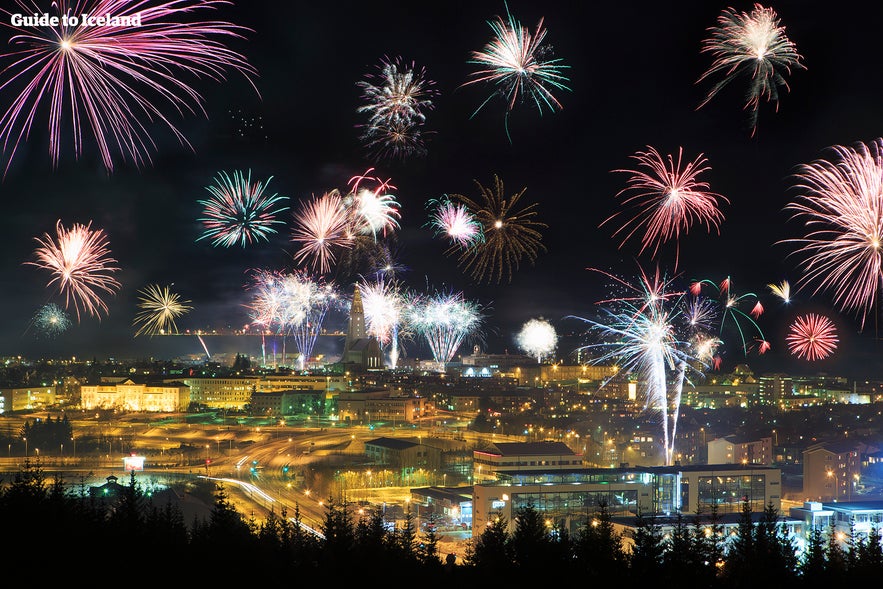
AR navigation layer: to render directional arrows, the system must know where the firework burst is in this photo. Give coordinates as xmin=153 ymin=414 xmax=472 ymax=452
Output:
xmin=516 ymin=318 xmax=557 ymax=363
xmin=133 ymin=283 xmax=192 ymax=337
xmin=27 ymin=219 xmax=121 ymax=320
xmin=406 ymin=290 xmax=483 ymax=371
xmin=463 ymin=3 xmax=570 ymax=137
xmin=0 ymin=0 xmax=257 ymax=173
xmin=427 ymin=197 xmax=484 ymax=250
xmin=346 ymin=169 xmax=401 ymax=239
xmin=697 ymin=3 xmax=805 ymax=135
xmin=602 ymin=146 xmax=728 ymax=270
xmin=196 ymin=170 xmax=288 ymax=248
xmin=786 ymin=313 xmax=838 ymax=361
xmin=358 ymin=276 xmax=407 ymax=368
xmin=30 ymin=303 xmax=71 ymax=337
xmin=451 ymin=175 xmax=546 ymax=284
xmin=357 ymin=56 xmax=437 ymax=161
xmin=291 ymin=190 xmax=352 ymax=275
xmin=781 ymin=139 xmax=883 ymax=331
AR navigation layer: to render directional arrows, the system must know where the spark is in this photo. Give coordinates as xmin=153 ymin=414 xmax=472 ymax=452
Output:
xmin=406 ymin=290 xmax=483 ymax=371
xmin=767 ymin=280 xmax=791 ymax=303
xmin=291 ymin=190 xmax=352 ymax=275
xmin=427 ymin=197 xmax=484 ymax=249
xmin=30 ymin=303 xmax=71 ymax=338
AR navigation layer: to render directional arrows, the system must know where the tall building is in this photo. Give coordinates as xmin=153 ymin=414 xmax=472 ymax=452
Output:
xmin=340 ymin=286 xmax=383 ymax=371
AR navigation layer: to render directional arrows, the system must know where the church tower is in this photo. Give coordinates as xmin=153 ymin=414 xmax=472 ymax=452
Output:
xmin=341 ymin=285 xmax=383 ymax=370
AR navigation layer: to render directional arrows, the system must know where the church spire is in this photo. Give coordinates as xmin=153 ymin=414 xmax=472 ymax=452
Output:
xmin=345 ymin=286 xmax=367 ymax=348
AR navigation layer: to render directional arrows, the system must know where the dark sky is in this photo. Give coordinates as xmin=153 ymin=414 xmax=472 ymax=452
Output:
xmin=2 ymin=0 xmax=883 ymax=378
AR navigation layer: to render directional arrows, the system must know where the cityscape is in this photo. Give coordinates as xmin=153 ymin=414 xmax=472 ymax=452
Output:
xmin=2 ymin=0 xmax=883 ymax=583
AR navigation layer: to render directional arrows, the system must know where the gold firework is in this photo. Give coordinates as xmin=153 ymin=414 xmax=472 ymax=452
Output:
xmin=451 ymin=175 xmax=547 ymax=284
xmin=133 ymin=284 xmax=192 ymax=337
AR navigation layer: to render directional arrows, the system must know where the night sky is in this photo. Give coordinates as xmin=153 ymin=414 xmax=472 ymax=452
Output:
xmin=2 ymin=0 xmax=883 ymax=378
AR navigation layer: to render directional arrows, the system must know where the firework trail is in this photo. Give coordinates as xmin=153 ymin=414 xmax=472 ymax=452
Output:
xmin=406 ymin=289 xmax=483 ymax=371
xmin=781 ymin=139 xmax=883 ymax=332
xmin=358 ymin=276 xmax=406 ymax=368
xmin=462 ymin=2 xmax=570 ymax=140
xmin=197 ymin=334 xmax=211 ymax=360
xmin=28 ymin=303 xmax=72 ymax=338
xmin=571 ymin=267 xmax=708 ymax=466
xmin=0 ymin=0 xmax=258 ymax=174
xmin=786 ymin=313 xmax=838 ymax=361
xmin=690 ymin=276 xmax=769 ymax=356
xmin=132 ymin=283 xmax=192 ymax=337
xmin=697 ymin=3 xmax=805 ymax=136
xmin=426 ymin=197 xmax=484 ymax=250
xmin=196 ymin=170 xmax=288 ymax=248
xmin=602 ymin=146 xmax=728 ymax=270
xmin=768 ymin=280 xmax=791 ymax=304
xmin=516 ymin=318 xmax=557 ymax=363
xmin=27 ymin=219 xmax=121 ymax=321
xmin=356 ymin=56 xmax=437 ymax=161
xmin=450 ymin=175 xmax=546 ymax=284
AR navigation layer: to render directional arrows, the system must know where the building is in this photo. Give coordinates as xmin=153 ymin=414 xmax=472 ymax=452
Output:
xmin=249 ymin=389 xmax=326 ymax=416
xmin=409 ymin=486 xmax=473 ymax=530
xmin=336 ymin=388 xmax=427 ymax=425
xmin=339 ymin=287 xmax=383 ymax=371
xmin=472 ymin=441 xmax=585 ymax=483
xmin=707 ymin=435 xmax=773 ymax=465
xmin=790 ymin=500 xmax=883 ymax=549
xmin=364 ymin=436 xmax=442 ymax=472
xmin=472 ymin=463 xmax=782 ymax=536
xmin=80 ymin=379 xmax=189 ymax=412
xmin=0 ymin=385 xmax=57 ymax=413
xmin=803 ymin=441 xmax=865 ymax=501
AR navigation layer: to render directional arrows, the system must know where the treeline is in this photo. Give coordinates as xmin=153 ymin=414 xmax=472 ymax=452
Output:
xmin=2 ymin=462 xmax=882 ymax=587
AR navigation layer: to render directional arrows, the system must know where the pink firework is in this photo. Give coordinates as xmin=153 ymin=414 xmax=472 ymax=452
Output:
xmin=602 ymin=146 xmax=728 ymax=270
xmin=0 ymin=0 xmax=257 ymax=173
xmin=786 ymin=313 xmax=838 ymax=361
xmin=428 ymin=198 xmax=483 ymax=249
xmin=290 ymin=190 xmax=352 ymax=275
xmin=782 ymin=139 xmax=883 ymax=330
xmin=27 ymin=219 xmax=121 ymax=320
xmin=346 ymin=168 xmax=400 ymax=238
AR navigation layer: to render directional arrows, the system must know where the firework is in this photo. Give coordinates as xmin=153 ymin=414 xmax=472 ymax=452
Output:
xmin=196 ymin=170 xmax=289 ymax=248
xmin=30 ymin=303 xmax=71 ymax=337
xmin=346 ymin=169 xmax=401 ymax=239
xmin=697 ymin=3 xmax=805 ymax=135
xmin=133 ymin=283 xmax=192 ymax=337
xmin=463 ymin=3 xmax=570 ymax=135
xmin=27 ymin=219 xmax=121 ymax=320
xmin=406 ymin=290 xmax=483 ymax=371
xmin=451 ymin=175 xmax=547 ymax=284
xmin=290 ymin=190 xmax=352 ymax=274
xmin=358 ymin=277 xmax=406 ymax=368
xmin=427 ymin=197 xmax=484 ymax=250
xmin=781 ymin=139 xmax=883 ymax=331
xmin=690 ymin=276 xmax=768 ymax=356
xmin=768 ymin=280 xmax=791 ymax=303
xmin=0 ymin=0 xmax=257 ymax=173
xmin=357 ymin=56 xmax=437 ymax=161
xmin=602 ymin=146 xmax=728 ymax=270
xmin=516 ymin=318 xmax=557 ymax=363
xmin=786 ymin=313 xmax=838 ymax=361
xmin=572 ymin=267 xmax=706 ymax=466
xmin=245 ymin=269 xmax=338 ymax=370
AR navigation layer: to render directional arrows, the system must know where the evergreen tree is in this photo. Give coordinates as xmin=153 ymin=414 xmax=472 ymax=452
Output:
xmin=463 ymin=512 xmax=513 ymax=579
xmin=628 ymin=508 xmax=664 ymax=580
xmin=573 ymin=500 xmax=627 ymax=579
xmin=798 ymin=526 xmax=827 ymax=581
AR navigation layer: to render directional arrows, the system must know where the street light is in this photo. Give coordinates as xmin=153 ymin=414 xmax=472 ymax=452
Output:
xmin=826 ymin=469 xmax=840 ymax=501
xmin=23 ymin=437 xmax=27 ymax=458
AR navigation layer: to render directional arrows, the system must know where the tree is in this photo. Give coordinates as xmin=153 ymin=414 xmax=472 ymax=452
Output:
xmin=573 ymin=500 xmax=627 ymax=579
xmin=628 ymin=508 xmax=664 ymax=579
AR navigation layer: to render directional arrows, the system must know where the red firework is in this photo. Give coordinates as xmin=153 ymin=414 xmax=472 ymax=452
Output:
xmin=786 ymin=313 xmax=838 ymax=361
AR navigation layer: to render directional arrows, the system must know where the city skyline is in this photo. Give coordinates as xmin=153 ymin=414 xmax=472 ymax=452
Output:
xmin=2 ymin=1 xmax=883 ymax=379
